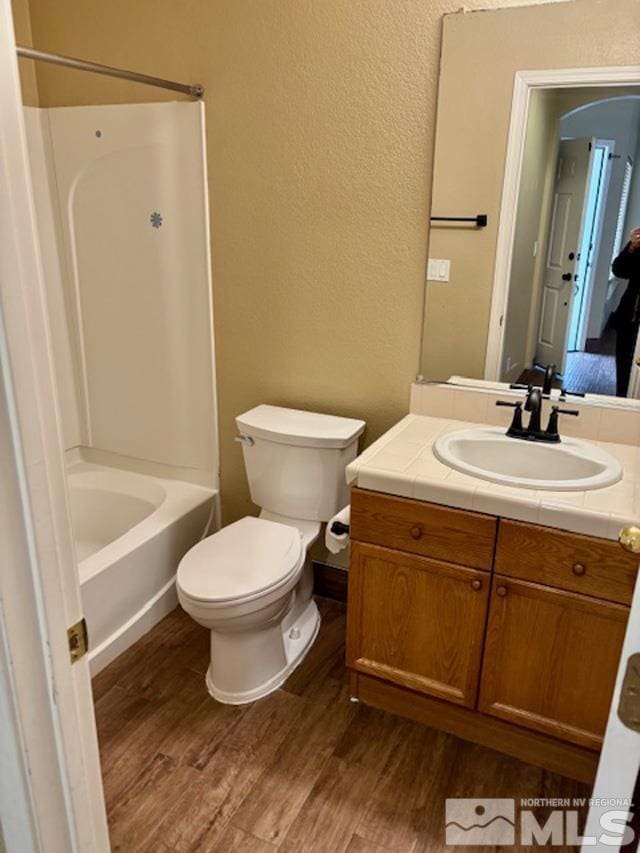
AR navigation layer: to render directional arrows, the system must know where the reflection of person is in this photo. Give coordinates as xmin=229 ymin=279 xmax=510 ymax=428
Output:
xmin=612 ymin=227 xmax=640 ymax=396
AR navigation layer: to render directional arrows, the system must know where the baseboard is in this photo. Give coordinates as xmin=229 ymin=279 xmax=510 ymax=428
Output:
xmin=313 ymin=561 xmax=348 ymax=602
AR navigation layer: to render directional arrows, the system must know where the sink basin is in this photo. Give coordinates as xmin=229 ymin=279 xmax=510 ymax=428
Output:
xmin=433 ymin=427 xmax=622 ymax=491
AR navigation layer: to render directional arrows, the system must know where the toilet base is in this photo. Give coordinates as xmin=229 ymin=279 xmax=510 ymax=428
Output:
xmin=205 ymin=597 xmax=321 ymax=705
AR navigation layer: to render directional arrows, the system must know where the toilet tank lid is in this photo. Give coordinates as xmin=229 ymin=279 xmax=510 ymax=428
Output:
xmin=236 ymin=405 xmax=365 ymax=449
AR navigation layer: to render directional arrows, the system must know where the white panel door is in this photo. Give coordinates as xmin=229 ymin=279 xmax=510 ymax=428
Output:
xmin=535 ymin=138 xmax=595 ymax=374
xmin=583 ymin=563 xmax=640 ymax=849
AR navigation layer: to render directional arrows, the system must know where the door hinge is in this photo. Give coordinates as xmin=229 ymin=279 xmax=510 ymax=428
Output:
xmin=618 ymin=652 xmax=640 ymax=732
xmin=67 ymin=618 xmax=88 ymax=664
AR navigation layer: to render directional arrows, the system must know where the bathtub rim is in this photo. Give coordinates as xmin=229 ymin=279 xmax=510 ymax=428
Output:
xmin=68 ymin=461 xmax=216 ymax=582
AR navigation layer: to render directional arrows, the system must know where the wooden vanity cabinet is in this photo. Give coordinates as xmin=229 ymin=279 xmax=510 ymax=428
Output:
xmin=347 ymin=542 xmax=490 ymax=708
xmin=349 ymin=487 xmax=496 ymax=570
xmin=347 ymin=487 xmax=637 ymax=781
xmin=478 ymin=575 xmax=628 ymax=750
xmin=495 ymin=519 xmax=636 ymax=606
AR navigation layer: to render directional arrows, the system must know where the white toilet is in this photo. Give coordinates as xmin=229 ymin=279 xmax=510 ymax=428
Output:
xmin=177 ymin=404 xmax=365 ymax=704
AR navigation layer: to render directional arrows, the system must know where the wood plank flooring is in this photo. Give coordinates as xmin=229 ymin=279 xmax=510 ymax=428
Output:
xmin=93 ymin=599 xmax=589 ymax=852
xmin=516 ymin=325 xmax=617 ymax=397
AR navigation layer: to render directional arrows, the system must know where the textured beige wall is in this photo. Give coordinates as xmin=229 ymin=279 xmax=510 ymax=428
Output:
xmin=421 ymin=0 xmax=640 ymax=382
xmin=23 ymin=0 xmax=569 ymax=522
xmin=11 ymin=0 xmax=38 ymax=104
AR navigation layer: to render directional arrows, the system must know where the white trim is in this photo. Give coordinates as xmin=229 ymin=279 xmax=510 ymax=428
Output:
xmin=197 ymin=100 xmax=222 ymax=516
xmin=582 ymin=572 xmax=640 ymax=850
xmin=484 ymin=71 xmax=530 ymax=379
xmin=0 ymin=570 xmax=39 ymax=853
xmin=485 ymin=65 xmax=640 ymax=381
xmin=0 ymin=1 xmax=109 ymax=850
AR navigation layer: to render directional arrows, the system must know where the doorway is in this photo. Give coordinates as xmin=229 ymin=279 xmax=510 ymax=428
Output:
xmin=501 ymin=91 xmax=640 ymax=397
xmin=566 ymin=140 xmax=612 ymax=353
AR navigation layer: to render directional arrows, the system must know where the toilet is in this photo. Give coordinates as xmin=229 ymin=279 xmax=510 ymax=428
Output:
xmin=177 ymin=404 xmax=365 ymax=704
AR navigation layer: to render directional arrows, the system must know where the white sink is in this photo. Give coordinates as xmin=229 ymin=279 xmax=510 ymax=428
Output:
xmin=433 ymin=427 xmax=622 ymax=491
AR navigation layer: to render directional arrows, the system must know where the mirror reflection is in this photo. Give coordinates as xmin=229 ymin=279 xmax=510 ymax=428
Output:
xmin=419 ymin=0 xmax=640 ymax=405
xmin=502 ymin=90 xmax=640 ymax=398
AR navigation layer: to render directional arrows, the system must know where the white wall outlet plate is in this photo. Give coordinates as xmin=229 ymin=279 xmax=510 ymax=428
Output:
xmin=427 ymin=258 xmax=451 ymax=282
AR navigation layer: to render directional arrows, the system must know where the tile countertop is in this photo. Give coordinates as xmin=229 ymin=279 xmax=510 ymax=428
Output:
xmin=346 ymin=414 xmax=640 ymax=542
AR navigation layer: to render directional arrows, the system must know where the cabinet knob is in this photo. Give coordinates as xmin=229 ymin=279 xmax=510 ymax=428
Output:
xmin=572 ymin=562 xmax=586 ymax=576
xmin=496 ymin=585 xmax=508 ymax=597
xmin=471 ymin=579 xmax=482 ymax=591
xmin=410 ymin=525 xmax=422 ymax=540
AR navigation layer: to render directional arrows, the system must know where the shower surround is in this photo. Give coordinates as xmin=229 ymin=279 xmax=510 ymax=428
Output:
xmin=25 ymin=101 xmax=219 ymax=673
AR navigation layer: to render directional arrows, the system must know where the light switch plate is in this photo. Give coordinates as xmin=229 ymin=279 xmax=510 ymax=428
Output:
xmin=427 ymin=258 xmax=451 ymax=282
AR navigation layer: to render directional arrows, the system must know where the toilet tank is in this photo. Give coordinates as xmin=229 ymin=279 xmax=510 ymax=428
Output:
xmin=235 ymin=405 xmax=365 ymax=522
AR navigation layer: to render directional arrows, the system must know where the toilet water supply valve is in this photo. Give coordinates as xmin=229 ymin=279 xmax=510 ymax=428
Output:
xmin=330 ymin=520 xmax=350 ymax=536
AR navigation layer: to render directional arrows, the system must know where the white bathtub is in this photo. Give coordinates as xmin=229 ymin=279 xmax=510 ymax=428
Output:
xmin=67 ymin=462 xmax=216 ymax=675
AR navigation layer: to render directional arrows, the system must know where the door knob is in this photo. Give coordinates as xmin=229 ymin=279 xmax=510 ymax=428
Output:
xmin=410 ymin=526 xmax=422 ymax=540
xmin=619 ymin=527 xmax=640 ymax=554
xmin=496 ymin=585 xmax=508 ymax=597
xmin=471 ymin=579 xmax=482 ymax=591
xmin=562 ymin=273 xmax=572 ymax=281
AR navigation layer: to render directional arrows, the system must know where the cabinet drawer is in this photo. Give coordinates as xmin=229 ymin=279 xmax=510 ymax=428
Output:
xmin=350 ymin=488 xmax=497 ymax=570
xmin=495 ymin=520 xmax=638 ymax=605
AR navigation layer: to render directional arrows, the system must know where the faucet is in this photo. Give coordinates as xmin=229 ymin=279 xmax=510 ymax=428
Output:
xmin=496 ymin=385 xmax=579 ymax=442
xmin=510 ymin=363 xmax=568 ymax=399
xmin=542 ymin=364 xmax=556 ymax=396
xmin=539 ymin=363 xmax=586 ymax=401
xmin=524 ymin=386 xmax=542 ymax=433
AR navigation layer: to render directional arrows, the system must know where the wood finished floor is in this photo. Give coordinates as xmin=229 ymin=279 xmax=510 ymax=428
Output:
xmin=516 ymin=328 xmax=617 ymax=397
xmin=93 ymin=598 xmax=589 ymax=852
xmin=518 ymin=352 xmax=616 ymax=396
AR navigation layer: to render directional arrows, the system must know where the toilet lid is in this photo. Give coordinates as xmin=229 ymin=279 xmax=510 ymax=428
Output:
xmin=177 ymin=516 xmax=303 ymax=603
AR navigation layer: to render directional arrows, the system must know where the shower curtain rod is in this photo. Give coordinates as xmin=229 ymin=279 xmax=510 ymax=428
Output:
xmin=16 ymin=45 xmax=204 ymax=98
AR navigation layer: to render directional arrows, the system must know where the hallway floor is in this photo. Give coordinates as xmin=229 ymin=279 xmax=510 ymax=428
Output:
xmin=93 ymin=598 xmax=589 ymax=852
xmin=564 ymin=349 xmax=616 ymax=396
xmin=517 ymin=327 xmax=617 ymax=397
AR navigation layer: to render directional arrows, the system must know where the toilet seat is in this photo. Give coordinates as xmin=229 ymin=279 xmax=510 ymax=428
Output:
xmin=177 ymin=516 xmax=304 ymax=606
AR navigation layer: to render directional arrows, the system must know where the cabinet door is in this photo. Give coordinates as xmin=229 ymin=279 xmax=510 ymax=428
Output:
xmin=478 ymin=575 xmax=629 ymax=750
xmin=347 ymin=542 xmax=490 ymax=708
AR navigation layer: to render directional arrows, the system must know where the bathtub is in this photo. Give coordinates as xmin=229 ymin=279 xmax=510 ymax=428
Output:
xmin=67 ymin=462 xmax=216 ymax=675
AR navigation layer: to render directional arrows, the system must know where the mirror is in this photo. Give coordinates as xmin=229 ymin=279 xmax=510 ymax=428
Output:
xmin=419 ymin=0 xmax=640 ymax=404
xmin=502 ymin=88 xmax=640 ymax=397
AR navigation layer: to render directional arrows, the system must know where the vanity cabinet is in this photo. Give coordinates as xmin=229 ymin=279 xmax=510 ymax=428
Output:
xmin=349 ymin=487 xmax=496 ymax=570
xmin=495 ymin=519 xmax=636 ymax=605
xmin=347 ymin=487 xmax=637 ymax=781
xmin=347 ymin=542 xmax=489 ymax=708
xmin=478 ymin=575 xmax=628 ymax=750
